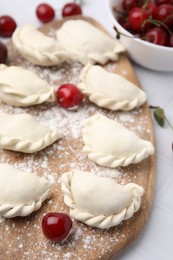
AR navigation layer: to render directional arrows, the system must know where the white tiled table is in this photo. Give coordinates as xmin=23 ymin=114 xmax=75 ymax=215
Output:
xmin=1 ymin=1 xmax=173 ymax=259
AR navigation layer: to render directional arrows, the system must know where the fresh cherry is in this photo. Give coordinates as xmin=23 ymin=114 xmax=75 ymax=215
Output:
xmin=0 ymin=15 xmax=17 ymax=37
xmin=56 ymin=83 xmax=83 ymax=109
xmin=128 ymin=7 xmax=150 ymax=31
xmin=0 ymin=41 xmax=8 ymax=63
xmin=62 ymin=3 xmax=82 ymax=17
xmin=42 ymin=212 xmax=72 ymax=242
xmin=122 ymin=0 xmax=136 ymax=11
xmin=154 ymin=4 xmax=173 ymax=27
xmin=36 ymin=3 xmax=55 ymax=23
xmin=155 ymin=0 xmax=173 ymax=5
xmin=145 ymin=27 xmax=169 ymax=45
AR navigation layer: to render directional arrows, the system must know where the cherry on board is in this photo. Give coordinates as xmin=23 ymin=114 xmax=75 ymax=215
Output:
xmin=0 ymin=15 xmax=17 ymax=37
xmin=62 ymin=3 xmax=82 ymax=17
xmin=36 ymin=3 xmax=55 ymax=23
xmin=56 ymin=83 xmax=83 ymax=109
xmin=42 ymin=212 xmax=72 ymax=242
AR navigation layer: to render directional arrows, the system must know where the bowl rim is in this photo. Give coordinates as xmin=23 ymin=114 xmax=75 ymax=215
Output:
xmin=107 ymin=0 xmax=173 ymax=52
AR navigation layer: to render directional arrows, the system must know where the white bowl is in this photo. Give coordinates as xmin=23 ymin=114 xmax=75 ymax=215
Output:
xmin=106 ymin=0 xmax=173 ymax=71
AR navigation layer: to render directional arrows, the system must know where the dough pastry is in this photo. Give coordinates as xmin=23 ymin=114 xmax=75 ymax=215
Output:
xmin=0 ymin=163 xmax=51 ymax=223
xmin=56 ymin=20 xmax=125 ymax=65
xmin=12 ymin=25 xmax=68 ymax=66
xmin=0 ymin=112 xmax=62 ymax=153
xmin=61 ymin=169 xmax=144 ymax=229
xmin=0 ymin=64 xmax=55 ymax=106
xmin=79 ymin=64 xmax=147 ymax=110
xmin=82 ymin=114 xmax=154 ymax=167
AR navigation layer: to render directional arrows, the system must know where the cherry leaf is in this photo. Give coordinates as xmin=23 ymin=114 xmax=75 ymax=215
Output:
xmin=153 ymin=107 xmax=165 ymax=127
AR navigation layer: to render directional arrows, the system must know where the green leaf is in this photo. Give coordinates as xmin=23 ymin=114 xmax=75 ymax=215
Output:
xmin=153 ymin=107 xmax=165 ymax=127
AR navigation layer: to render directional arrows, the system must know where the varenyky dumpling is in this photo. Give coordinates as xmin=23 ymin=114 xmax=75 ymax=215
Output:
xmin=56 ymin=19 xmax=125 ymax=65
xmin=12 ymin=25 xmax=68 ymax=66
xmin=82 ymin=114 xmax=154 ymax=167
xmin=79 ymin=64 xmax=147 ymax=111
xmin=0 ymin=112 xmax=62 ymax=153
xmin=0 ymin=163 xmax=51 ymax=223
xmin=0 ymin=64 xmax=55 ymax=106
xmin=62 ymin=169 xmax=144 ymax=229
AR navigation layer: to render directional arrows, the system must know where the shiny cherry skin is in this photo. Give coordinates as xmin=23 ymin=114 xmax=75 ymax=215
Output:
xmin=154 ymin=4 xmax=173 ymax=27
xmin=0 ymin=41 xmax=8 ymax=63
xmin=128 ymin=7 xmax=150 ymax=31
xmin=155 ymin=0 xmax=173 ymax=5
xmin=0 ymin=15 xmax=17 ymax=37
xmin=145 ymin=27 xmax=169 ymax=46
xmin=56 ymin=83 xmax=83 ymax=109
xmin=122 ymin=0 xmax=136 ymax=11
xmin=42 ymin=212 xmax=72 ymax=242
xmin=36 ymin=3 xmax=55 ymax=23
xmin=62 ymin=3 xmax=82 ymax=17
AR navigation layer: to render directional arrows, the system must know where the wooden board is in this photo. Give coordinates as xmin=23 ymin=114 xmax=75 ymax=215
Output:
xmin=0 ymin=16 xmax=156 ymax=260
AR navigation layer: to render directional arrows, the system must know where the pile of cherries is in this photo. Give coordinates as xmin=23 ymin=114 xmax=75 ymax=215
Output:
xmin=113 ymin=0 xmax=173 ymax=47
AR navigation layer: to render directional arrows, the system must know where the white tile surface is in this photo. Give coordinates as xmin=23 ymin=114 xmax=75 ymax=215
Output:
xmin=1 ymin=1 xmax=173 ymax=259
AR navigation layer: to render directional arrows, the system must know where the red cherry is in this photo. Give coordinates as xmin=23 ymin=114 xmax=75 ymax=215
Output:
xmin=0 ymin=41 xmax=8 ymax=63
xmin=122 ymin=0 xmax=136 ymax=11
xmin=155 ymin=0 xmax=173 ymax=5
xmin=154 ymin=4 xmax=173 ymax=27
xmin=145 ymin=27 xmax=169 ymax=46
xmin=128 ymin=7 xmax=150 ymax=31
xmin=36 ymin=3 xmax=55 ymax=23
xmin=0 ymin=15 xmax=17 ymax=37
xmin=56 ymin=83 xmax=83 ymax=109
xmin=62 ymin=3 xmax=82 ymax=17
xmin=42 ymin=212 xmax=72 ymax=242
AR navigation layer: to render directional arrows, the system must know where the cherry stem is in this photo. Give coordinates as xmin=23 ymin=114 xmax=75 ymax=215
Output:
xmin=113 ymin=25 xmax=138 ymax=40
xmin=142 ymin=18 xmax=173 ymax=35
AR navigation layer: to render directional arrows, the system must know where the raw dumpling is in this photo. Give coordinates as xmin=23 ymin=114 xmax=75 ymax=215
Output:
xmin=0 ymin=112 xmax=62 ymax=153
xmin=79 ymin=64 xmax=147 ymax=111
xmin=0 ymin=64 xmax=55 ymax=106
xmin=0 ymin=163 xmax=51 ymax=223
xmin=56 ymin=19 xmax=125 ymax=65
xmin=12 ymin=25 xmax=68 ymax=66
xmin=62 ymin=169 xmax=144 ymax=229
xmin=82 ymin=114 xmax=154 ymax=167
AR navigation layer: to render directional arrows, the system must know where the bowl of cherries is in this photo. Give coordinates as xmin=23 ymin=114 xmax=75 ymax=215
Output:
xmin=107 ymin=0 xmax=173 ymax=71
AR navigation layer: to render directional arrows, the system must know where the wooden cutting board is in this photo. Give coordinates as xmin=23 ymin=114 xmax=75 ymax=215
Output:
xmin=0 ymin=16 xmax=156 ymax=260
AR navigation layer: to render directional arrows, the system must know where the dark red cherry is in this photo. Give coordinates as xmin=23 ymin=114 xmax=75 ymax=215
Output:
xmin=0 ymin=15 xmax=17 ymax=37
xmin=36 ymin=3 xmax=55 ymax=23
xmin=145 ymin=27 xmax=169 ymax=46
xmin=56 ymin=83 xmax=83 ymax=109
xmin=128 ymin=7 xmax=150 ymax=31
xmin=42 ymin=212 xmax=72 ymax=242
xmin=62 ymin=3 xmax=82 ymax=17
xmin=154 ymin=4 xmax=173 ymax=27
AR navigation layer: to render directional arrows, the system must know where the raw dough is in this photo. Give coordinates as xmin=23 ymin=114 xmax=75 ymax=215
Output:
xmin=0 ymin=112 xmax=62 ymax=153
xmin=56 ymin=19 xmax=125 ymax=65
xmin=79 ymin=64 xmax=147 ymax=110
xmin=12 ymin=25 xmax=68 ymax=66
xmin=0 ymin=64 xmax=55 ymax=106
xmin=0 ymin=163 xmax=51 ymax=223
xmin=62 ymin=169 xmax=144 ymax=229
xmin=82 ymin=114 xmax=154 ymax=167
